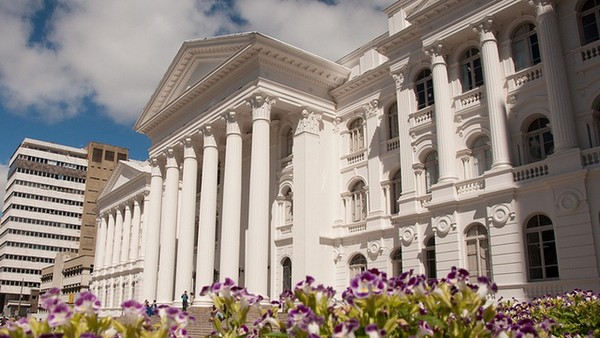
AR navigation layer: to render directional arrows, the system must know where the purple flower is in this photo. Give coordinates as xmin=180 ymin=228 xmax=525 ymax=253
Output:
xmin=349 ymin=270 xmax=386 ymax=299
xmin=41 ymin=287 xmax=62 ymax=311
xmin=47 ymin=302 xmax=72 ymax=327
xmin=74 ymin=291 xmax=101 ymax=316
xmin=417 ymin=320 xmax=433 ymax=338
xmin=333 ymin=319 xmax=359 ymax=338
xmin=121 ymin=299 xmax=145 ymax=325
xmin=79 ymin=334 xmax=102 ymax=338
xmin=287 ymin=305 xmax=323 ymax=336
xmin=365 ymin=324 xmax=386 ymax=338
xmin=39 ymin=334 xmax=64 ymax=338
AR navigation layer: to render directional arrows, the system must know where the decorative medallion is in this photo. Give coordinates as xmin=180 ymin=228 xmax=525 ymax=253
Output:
xmin=368 ymin=239 xmax=383 ymax=255
xmin=400 ymin=226 xmax=416 ymax=246
xmin=556 ymin=190 xmax=581 ymax=212
xmin=488 ymin=204 xmax=514 ymax=228
xmin=433 ymin=215 xmax=455 ymax=236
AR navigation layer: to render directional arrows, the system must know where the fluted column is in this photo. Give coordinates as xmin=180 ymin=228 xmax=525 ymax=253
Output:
xmin=531 ymin=0 xmax=577 ymax=151
xmin=140 ymin=192 xmax=150 ymax=259
xmin=474 ymin=18 xmax=512 ymax=169
xmin=120 ymin=203 xmax=132 ymax=264
xmin=175 ymin=137 xmax=198 ymax=304
xmin=103 ymin=211 xmax=115 ymax=268
xmin=142 ymin=158 xmax=163 ymax=302
xmin=129 ymin=197 xmax=142 ymax=261
xmin=94 ymin=216 xmax=107 ymax=270
xmin=428 ymin=43 xmax=457 ymax=182
xmin=111 ymin=207 xmax=123 ymax=266
xmin=194 ymin=127 xmax=220 ymax=306
xmin=245 ymin=94 xmax=275 ymax=297
xmin=392 ymin=69 xmax=417 ymax=195
xmin=220 ymin=112 xmax=243 ymax=282
xmin=157 ymin=148 xmax=180 ymax=304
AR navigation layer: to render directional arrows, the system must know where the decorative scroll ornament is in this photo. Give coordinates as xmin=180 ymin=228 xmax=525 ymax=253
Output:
xmin=400 ymin=226 xmax=416 ymax=246
xmin=363 ymin=99 xmax=380 ymax=118
xmin=368 ymin=239 xmax=383 ymax=255
xmin=333 ymin=245 xmax=344 ymax=264
xmin=487 ymin=203 xmax=515 ymax=228
xmin=295 ymin=109 xmax=322 ymax=135
xmin=433 ymin=215 xmax=456 ymax=236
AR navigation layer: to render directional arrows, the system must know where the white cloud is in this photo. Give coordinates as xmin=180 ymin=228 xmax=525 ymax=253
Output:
xmin=0 ymin=163 xmax=7 ymax=213
xmin=0 ymin=0 xmax=394 ymax=124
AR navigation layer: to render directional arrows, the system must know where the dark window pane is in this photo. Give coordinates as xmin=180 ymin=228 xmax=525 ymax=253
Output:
xmin=545 ymin=266 xmax=559 ymax=278
xmin=541 ymin=229 xmax=555 ymax=241
xmin=92 ymin=148 xmax=103 ymax=162
xmin=104 ymin=150 xmax=115 ymax=161
xmin=544 ymin=242 xmax=558 ymax=265
xmin=530 ymin=267 xmax=543 ymax=280
xmin=528 ymin=243 xmax=542 ymax=267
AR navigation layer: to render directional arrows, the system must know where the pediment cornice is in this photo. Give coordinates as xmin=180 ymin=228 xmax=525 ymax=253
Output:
xmin=329 ymin=64 xmax=390 ymax=101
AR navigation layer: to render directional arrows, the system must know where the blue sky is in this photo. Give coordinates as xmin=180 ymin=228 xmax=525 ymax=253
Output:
xmin=0 ymin=0 xmax=395 ymax=206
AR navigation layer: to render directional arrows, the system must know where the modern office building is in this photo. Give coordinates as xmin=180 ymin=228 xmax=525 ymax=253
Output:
xmin=0 ymin=139 xmax=129 ymax=316
xmin=92 ymin=0 xmax=600 ymax=314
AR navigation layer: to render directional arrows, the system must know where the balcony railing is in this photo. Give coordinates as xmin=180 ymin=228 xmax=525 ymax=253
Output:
xmin=582 ymin=147 xmax=600 ymax=167
xmin=455 ymin=87 xmax=483 ymax=111
xmin=506 ymin=63 xmax=543 ymax=91
xmin=345 ymin=151 xmax=365 ymax=166
xmin=411 ymin=106 xmax=434 ymax=127
xmin=455 ymin=177 xmax=485 ymax=195
xmin=579 ymin=39 xmax=600 ymax=62
xmin=513 ymin=161 xmax=549 ymax=182
xmin=386 ymin=137 xmax=400 ymax=152
xmin=348 ymin=222 xmax=367 ymax=233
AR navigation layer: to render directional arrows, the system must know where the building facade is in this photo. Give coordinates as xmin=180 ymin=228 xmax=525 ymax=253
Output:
xmin=0 ymin=139 xmax=87 ymax=316
xmin=91 ymin=0 xmax=600 ymax=312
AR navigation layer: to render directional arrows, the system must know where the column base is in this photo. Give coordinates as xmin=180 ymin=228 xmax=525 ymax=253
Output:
xmin=192 ymin=295 xmax=214 ymax=307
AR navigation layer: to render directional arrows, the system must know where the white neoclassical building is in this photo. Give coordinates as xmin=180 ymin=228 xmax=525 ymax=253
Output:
xmin=91 ymin=0 xmax=600 ymax=314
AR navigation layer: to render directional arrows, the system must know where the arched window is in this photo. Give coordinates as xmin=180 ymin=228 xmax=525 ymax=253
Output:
xmin=460 ymin=48 xmax=484 ymax=92
xmin=512 ymin=23 xmax=541 ymax=71
xmin=415 ymin=69 xmax=434 ymax=109
xmin=580 ymin=0 xmax=600 ymax=45
xmin=391 ymin=248 xmax=403 ymax=277
xmin=349 ymin=253 xmax=367 ymax=277
xmin=390 ymin=170 xmax=402 ymax=214
xmin=472 ymin=136 xmax=492 ymax=175
xmin=350 ymin=180 xmax=367 ymax=222
xmin=348 ymin=118 xmax=365 ymax=153
xmin=425 ymin=237 xmax=437 ymax=279
xmin=387 ymin=102 xmax=399 ymax=140
xmin=282 ymin=257 xmax=292 ymax=291
xmin=525 ymin=214 xmax=559 ymax=280
xmin=424 ymin=152 xmax=439 ymax=193
xmin=465 ymin=224 xmax=490 ymax=277
xmin=282 ymin=186 xmax=293 ymax=224
xmin=526 ymin=117 xmax=554 ymax=163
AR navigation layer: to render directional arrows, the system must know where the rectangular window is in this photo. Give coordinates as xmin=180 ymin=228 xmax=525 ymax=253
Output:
xmin=104 ymin=150 xmax=115 ymax=161
xmin=92 ymin=148 xmax=103 ymax=162
xmin=117 ymin=153 xmax=127 ymax=161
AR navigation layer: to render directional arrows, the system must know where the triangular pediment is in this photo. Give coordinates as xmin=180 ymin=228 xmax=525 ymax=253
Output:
xmin=99 ymin=160 xmax=150 ymax=200
xmin=135 ymin=33 xmax=258 ymax=131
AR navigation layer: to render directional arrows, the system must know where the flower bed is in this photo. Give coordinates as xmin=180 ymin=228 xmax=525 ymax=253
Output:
xmin=1 ymin=267 xmax=598 ymax=337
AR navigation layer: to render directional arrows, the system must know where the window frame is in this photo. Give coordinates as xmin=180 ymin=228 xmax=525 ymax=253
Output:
xmin=349 ymin=253 xmax=368 ymax=278
xmin=390 ymin=248 xmax=403 ymax=277
xmin=348 ymin=118 xmax=365 ymax=154
xmin=460 ymin=48 xmax=484 ymax=92
xmin=525 ymin=117 xmax=554 ymax=163
xmin=387 ymin=102 xmax=399 ymax=140
xmin=525 ymin=214 xmax=559 ymax=281
xmin=579 ymin=0 xmax=600 ymax=45
xmin=471 ymin=136 xmax=492 ymax=176
xmin=465 ymin=224 xmax=491 ymax=277
xmin=511 ymin=23 xmax=542 ymax=71
xmin=415 ymin=69 xmax=434 ymax=110
xmin=390 ymin=170 xmax=402 ymax=214
xmin=425 ymin=237 xmax=437 ymax=279
xmin=282 ymin=257 xmax=292 ymax=292
xmin=350 ymin=180 xmax=368 ymax=222
xmin=424 ymin=152 xmax=439 ymax=193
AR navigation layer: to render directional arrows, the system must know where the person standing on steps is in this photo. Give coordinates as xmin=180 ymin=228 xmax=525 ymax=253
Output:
xmin=181 ymin=291 xmax=189 ymax=312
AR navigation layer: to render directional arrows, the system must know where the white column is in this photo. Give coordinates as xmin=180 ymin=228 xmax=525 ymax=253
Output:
xmin=194 ymin=127 xmax=220 ymax=306
xmin=428 ymin=44 xmax=457 ymax=182
xmin=157 ymin=148 xmax=180 ymax=304
xmin=120 ymin=203 xmax=132 ymax=264
xmin=175 ymin=137 xmax=198 ymax=304
xmin=129 ymin=197 xmax=142 ymax=261
xmin=531 ymin=0 xmax=578 ymax=151
xmin=140 ymin=192 xmax=150 ymax=259
xmin=364 ymin=100 xmax=384 ymax=215
xmin=142 ymin=158 xmax=163 ymax=302
xmin=245 ymin=94 xmax=275 ymax=297
xmin=475 ymin=19 xmax=512 ymax=169
xmin=111 ymin=207 xmax=123 ymax=266
xmin=220 ymin=112 xmax=243 ymax=282
xmin=393 ymin=70 xmax=417 ymax=195
xmin=103 ymin=211 xmax=115 ymax=268
xmin=94 ymin=216 xmax=107 ymax=270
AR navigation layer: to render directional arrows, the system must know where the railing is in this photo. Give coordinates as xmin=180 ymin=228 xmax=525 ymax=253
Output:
xmin=348 ymin=222 xmax=367 ymax=233
xmin=455 ymin=177 xmax=485 ymax=195
xmin=581 ymin=147 xmax=600 ymax=166
xmin=411 ymin=106 xmax=434 ymax=127
xmin=580 ymin=39 xmax=600 ymax=62
xmin=346 ymin=151 xmax=365 ymax=165
xmin=455 ymin=87 xmax=483 ymax=111
xmin=506 ymin=63 xmax=543 ymax=91
xmin=386 ymin=137 xmax=400 ymax=152
xmin=522 ymin=281 xmax=564 ymax=299
xmin=513 ymin=161 xmax=549 ymax=182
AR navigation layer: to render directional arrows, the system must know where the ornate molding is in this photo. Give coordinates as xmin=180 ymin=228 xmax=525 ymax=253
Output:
xmin=433 ymin=215 xmax=456 ymax=236
xmin=368 ymin=239 xmax=384 ymax=255
xmin=363 ymin=99 xmax=380 ymax=118
xmin=399 ymin=226 xmax=417 ymax=246
xmin=295 ymin=109 xmax=322 ymax=135
xmin=555 ymin=188 xmax=583 ymax=212
xmin=164 ymin=148 xmax=178 ymax=168
xmin=333 ymin=245 xmax=344 ymax=264
xmin=247 ymin=93 xmax=276 ymax=121
xmin=487 ymin=203 xmax=515 ymax=228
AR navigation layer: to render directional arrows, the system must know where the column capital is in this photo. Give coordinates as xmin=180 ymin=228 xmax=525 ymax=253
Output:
xmin=295 ymin=109 xmax=322 ymax=135
xmin=150 ymin=157 xmax=162 ymax=177
xmin=247 ymin=93 xmax=276 ymax=121
xmin=392 ymin=66 xmax=411 ymax=90
xmin=363 ymin=99 xmax=380 ymax=118
xmin=528 ymin=0 xmax=556 ymax=17
xmin=424 ymin=42 xmax=447 ymax=66
xmin=472 ymin=17 xmax=496 ymax=43
xmin=201 ymin=126 xmax=218 ymax=149
xmin=181 ymin=137 xmax=197 ymax=159
xmin=223 ymin=111 xmax=242 ymax=136
xmin=164 ymin=148 xmax=178 ymax=168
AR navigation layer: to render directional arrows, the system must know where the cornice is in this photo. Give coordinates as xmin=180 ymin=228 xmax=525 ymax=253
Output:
xmin=330 ymin=64 xmax=390 ymax=101
xmin=376 ymin=25 xmax=420 ymax=57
